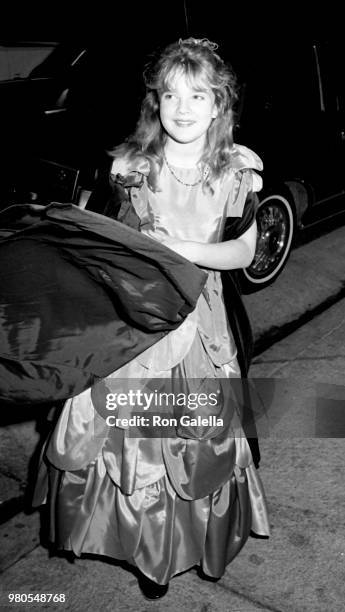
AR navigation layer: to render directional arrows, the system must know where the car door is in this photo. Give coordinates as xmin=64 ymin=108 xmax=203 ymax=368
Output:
xmin=306 ymin=40 xmax=345 ymax=215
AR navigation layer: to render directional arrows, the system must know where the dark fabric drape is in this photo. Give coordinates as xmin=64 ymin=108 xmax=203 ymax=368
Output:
xmin=0 ymin=202 xmax=206 ymax=404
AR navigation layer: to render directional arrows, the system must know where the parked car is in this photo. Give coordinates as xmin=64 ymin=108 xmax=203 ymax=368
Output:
xmin=233 ymin=37 xmax=345 ymax=290
xmin=1 ymin=33 xmax=344 ymax=292
xmin=0 ymin=41 xmax=143 ymax=207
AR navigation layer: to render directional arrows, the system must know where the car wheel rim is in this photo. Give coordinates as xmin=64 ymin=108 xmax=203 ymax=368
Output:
xmin=244 ymin=195 xmax=294 ymax=283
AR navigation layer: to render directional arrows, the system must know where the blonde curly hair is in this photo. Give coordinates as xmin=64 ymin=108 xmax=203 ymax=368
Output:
xmin=111 ymin=38 xmax=239 ymax=191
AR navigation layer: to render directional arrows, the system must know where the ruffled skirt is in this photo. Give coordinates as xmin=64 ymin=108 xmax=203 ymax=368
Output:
xmin=35 ymin=304 xmax=270 ymax=585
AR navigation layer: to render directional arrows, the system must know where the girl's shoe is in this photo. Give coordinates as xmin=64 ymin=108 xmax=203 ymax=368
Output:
xmin=138 ymin=574 xmax=169 ymax=599
xmin=196 ymin=567 xmax=221 ymax=582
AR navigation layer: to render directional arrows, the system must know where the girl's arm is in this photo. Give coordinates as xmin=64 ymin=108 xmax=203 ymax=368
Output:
xmin=162 ymin=220 xmax=257 ymax=271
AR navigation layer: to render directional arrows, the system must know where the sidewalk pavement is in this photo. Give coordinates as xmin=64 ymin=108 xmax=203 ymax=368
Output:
xmin=243 ymin=223 xmax=345 ymax=348
xmin=1 ymin=224 xmax=345 ymax=611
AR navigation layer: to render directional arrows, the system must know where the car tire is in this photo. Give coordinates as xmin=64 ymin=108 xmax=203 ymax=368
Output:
xmin=239 ymin=191 xmax=296 ymax=294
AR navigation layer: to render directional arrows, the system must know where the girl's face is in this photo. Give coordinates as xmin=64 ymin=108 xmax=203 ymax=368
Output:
xmin=159 ymin=72 xmax=218 ymax=148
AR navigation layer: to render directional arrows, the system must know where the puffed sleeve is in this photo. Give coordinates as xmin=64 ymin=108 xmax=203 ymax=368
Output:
xmin=224 ymin=144 xmax=263 ymax=219
xmin=110 ymin=155 xmax=150 ymax=188
xmin=223 ymin=190 xmax=259 ymax=241
xmin=87 ymin=154 xmax=150 ymax=230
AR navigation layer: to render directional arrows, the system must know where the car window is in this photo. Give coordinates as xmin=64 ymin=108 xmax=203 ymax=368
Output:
xmin=0 ymin=42 xmax=58 ymax=81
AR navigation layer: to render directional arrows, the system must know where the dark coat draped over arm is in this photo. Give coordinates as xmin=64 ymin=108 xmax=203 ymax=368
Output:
xmin=0 ymin=201 xmax=206 ymax=404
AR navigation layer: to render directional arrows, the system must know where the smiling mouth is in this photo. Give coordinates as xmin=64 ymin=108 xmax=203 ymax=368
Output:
xmin=174 ymin=120 xmax=195 ymax=127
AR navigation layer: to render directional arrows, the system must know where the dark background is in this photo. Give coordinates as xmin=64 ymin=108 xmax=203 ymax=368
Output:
xmin=1 ymin=1 xmax=344 ymax=223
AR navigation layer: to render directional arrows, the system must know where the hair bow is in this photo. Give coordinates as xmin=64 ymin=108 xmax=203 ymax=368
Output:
xmin=178 ymin=37 xmax=219 ymax=52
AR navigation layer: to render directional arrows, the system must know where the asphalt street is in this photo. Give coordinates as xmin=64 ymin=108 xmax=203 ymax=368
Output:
xmin=1 ymin=223 xmax=345 ymax=611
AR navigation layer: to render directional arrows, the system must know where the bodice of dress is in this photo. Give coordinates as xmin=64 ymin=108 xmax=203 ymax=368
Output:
xmin=126 ymin=163 xmax=244 ymax=371
xmin=137 ymin=164 xmax=228 ymax=243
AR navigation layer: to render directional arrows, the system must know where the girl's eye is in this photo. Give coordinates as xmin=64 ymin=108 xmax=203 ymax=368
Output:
xmin=193 ymin=94 xmax=205 ymax=100
xmin=163 ymin=93 xmax=174 ymax=100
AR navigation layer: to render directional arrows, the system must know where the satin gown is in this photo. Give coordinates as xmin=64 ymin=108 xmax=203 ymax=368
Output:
xmin=36 ymin=154 xmax=270 ymax=585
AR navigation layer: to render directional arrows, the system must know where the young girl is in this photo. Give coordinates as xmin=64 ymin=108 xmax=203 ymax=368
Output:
xmin=36 ymin=37 xmax=270 ymax=600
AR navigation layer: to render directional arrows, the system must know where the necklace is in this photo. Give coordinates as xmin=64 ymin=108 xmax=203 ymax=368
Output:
xmin=163 ymin=151 xmax=209 ymax=187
